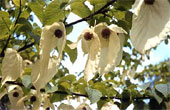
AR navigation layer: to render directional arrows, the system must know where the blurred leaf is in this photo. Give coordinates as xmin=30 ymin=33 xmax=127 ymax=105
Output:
xmin=155 ymin=83 xmax=170 ymax=98
xmin=44 ymin=0 xmax=66 ymax=25
xmin=71 ymin=1 xmax=91 ymax=18
xmin=12 ymin=0 xmax=26 ymax=6
xmin=85 ymin=87 xmax=102 ymax=104
xmin=150 ymin=88 xmax=163 ymax=104
xmin=58 ymin=74 xmax=76 ymax=84
xmin=64 ymin=40 xmax=77 ymax=63
xmin=0 ymin=11 xmax=11 ymax=39
xmin=45 ymin=83 xmax=58 ymax=93
xmin=28 ymin=1 xmax=44 ymax=22
xmin=21 ymin=75 xmax=32 ymax=88
xmin=120 ymin=89 xmax=131 ymax=109
xmin=50 ymin=93 xmax=67 ymax=102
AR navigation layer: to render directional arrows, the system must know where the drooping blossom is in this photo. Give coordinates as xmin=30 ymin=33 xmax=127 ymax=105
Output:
xmin=131 ymin=0 xmax=170 ymax=54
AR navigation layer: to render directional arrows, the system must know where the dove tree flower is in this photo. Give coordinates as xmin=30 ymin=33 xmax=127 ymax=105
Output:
xmin=31 ymin=22 xmax=66 ymax=91
xmin=17 ymin=90 xmax=54 ymax=110
xmin=76 ymin=103 xmax=92 ymax=110
xmin=94 ymin=23 xmax=127 ymax=76
xmin=131 ymin=0 xmax=170 ymax=54
xmin=0 ymin=85 xmax=26 ymax=110
xmin=68 ymin=28 xmax=100 ymax=81
xmin=101 ymin=102 xmax=120 ymax=110
xmin=1 ymin=48 xmax=23 ymax=86
xmin=8 ymin=85 xmax=26 ymax=110
xmin=58 ymin=103 xmax=75 ymax=110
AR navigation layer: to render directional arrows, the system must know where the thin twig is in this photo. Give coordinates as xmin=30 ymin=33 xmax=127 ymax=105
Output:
xmin=65 ymin=0 xmax=116 ymax=27
xmin=18 ymin=42 xmax=35 ymax=52
xmin=0 ymin=0 xmax=22 ymax=57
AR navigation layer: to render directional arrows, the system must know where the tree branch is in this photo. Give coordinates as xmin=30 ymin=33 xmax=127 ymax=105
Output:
xmin=65 ymin=0 xmax=117 ymax=28
xmin=18 ymin=42 xmax=35 ymax=52
xmin=0 ymin=0 xmax=22 ymax=57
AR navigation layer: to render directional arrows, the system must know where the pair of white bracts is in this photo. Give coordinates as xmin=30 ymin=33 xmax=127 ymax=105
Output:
xmin=69 ymin=23 xmax=127 ymax=81
xmin=1 ymin=22 xmax=66 ymax=92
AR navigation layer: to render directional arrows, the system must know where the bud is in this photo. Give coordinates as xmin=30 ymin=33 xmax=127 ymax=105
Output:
xmin=84 ymin=32 xmax=93 ymax=40
xmin=144 ymin=0 xmax=155 ymax=5
xmin=101 ymin=28 xmax=110 ymax=39
xmin=54 ymin=29 xmax=63 ymax=38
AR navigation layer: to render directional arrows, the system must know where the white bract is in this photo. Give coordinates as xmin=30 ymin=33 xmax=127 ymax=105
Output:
xmin=1 ymin=48 xmax=23 ymax=86
xmin=8 ymin=86 xmax=26 ymax=110
xmin=131 ymin=0 xmax=170 ymax=54
xmin=76 ymin=103 xmax=92 ymax=110
xmin=17 ymin=90 xmax=54 ymax=110
xmin=101 ymin=102 xmax=120 ymax=110
xmin=31 ymin=22 xmax=66 ymax=90
xmin=68 ymin=28 xmax=100 ymax=81
xmin=32 ymin=57 xmax=59 ymax=91
xmin=58 ymin=103 xmax=75 ymax=110
xmin=94 ymin=23 xmax=126 ymax=76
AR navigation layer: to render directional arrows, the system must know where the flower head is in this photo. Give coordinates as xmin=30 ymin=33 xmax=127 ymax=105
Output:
xmin=94 ymin=23 xmax=127 ymax=75
xmin=68 ymin=28 xmax=100 ymax=81
xmin=131 ymin=0 xmax=170 ymax=54
xmin=32 ymin=22 xmax=66 ymax=91
xmin=1 ymin=48 xmax=23 ymax=86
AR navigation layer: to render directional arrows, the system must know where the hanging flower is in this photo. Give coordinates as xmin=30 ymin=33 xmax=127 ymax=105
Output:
xmin=32 ymin=22 xmax=66 ymax=91
xmin=131 ymin=0 xmax=170 ymax=54
xmin=1 ymin=48 xmax=23 ymax=86
xmin=68 ymin=28 xmax=100 ymax=81
xmin=76 ymin=103 xmax=92 ymax=110
xmin=101 ymin=102 xmax=120 ymax=110
xmin=17 ymin=90 xmax=54 ymax=110
xmin=31 ymin=57 xmax=59 ymax=91
xmin=0 ymin=85 xmax=26 ymax=109
xmin=8 ymin=85 xmax=26 ymax=110
xmin=94 ymin=23 xmax=127 ymax=76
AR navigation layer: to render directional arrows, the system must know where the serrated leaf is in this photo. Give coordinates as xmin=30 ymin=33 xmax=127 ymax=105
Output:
xmin=71 ymin=1 xmax=91 ymax=18
xmin=155 ymin=83 xmax=170 ymax=98
xmin=44 ymin=1 xmax=65 ymax=25
xmin=85 ymin=87 xmax=102 ymax=104
xmin=138 ymin=82 xmax=151 ymax=90
xmin=64 ymin=40 xmax=77 ymax=63
xmin=150 ymin=88 xmax=163 ymax=104
xmin=28 ymin=1 xmax=44 ymax=22
xmin=0 ymin=11 xmax=11 ymax=38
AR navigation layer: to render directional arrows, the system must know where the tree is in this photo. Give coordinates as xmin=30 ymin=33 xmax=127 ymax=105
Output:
xmin=0 ymin=0 xmax=170 ymax=109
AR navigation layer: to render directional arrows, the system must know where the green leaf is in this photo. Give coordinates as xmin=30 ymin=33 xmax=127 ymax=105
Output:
xmin=28 ymin=0 xmax=44 ymax=22
xmin=50 ymin=93 xmax=67 ymax=102
xmin=0 ymin=11 xmax=11 ymax=39
xmin=21 ymin=75 xmax=32 ymax=88
xmin=155 ymin=83 xmax=170 ymax=98
xmin=43 ymin=0 xmax=65 ymax=25
xmin=120 ymin=89 xmax=131 ymax=109
xmin=138 ymin=82 xmax=151 ymax=90
xmin=71 ymin=1 xmax=91 ymax=18
xmin=12 ymin=0 xmax=26 ymax=6
xmin=45 ymin=83 xmax=58 ymax=93
xmin=150 ymin=88 xmax=163 ymax=104
xmin=85 ymin=87 xmax=102 ymax=104
xmin=64 ymin=40 xmax=77 ymax=63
